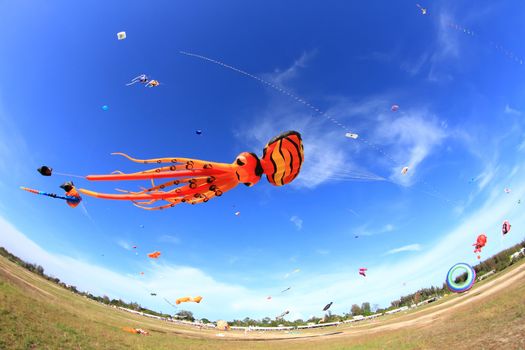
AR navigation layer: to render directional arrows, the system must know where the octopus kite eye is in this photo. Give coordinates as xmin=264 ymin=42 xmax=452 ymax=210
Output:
xmin=236 ymin=157 xmax=246 ymax=166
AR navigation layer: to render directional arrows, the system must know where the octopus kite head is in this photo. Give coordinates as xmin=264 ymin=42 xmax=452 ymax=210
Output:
xmin=261 ymin=131 xmax=304 ymax=186
xmin=233 ymin=152 xmax=263 ymax=187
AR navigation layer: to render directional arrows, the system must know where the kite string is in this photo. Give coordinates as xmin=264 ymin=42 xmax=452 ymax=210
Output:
xmin=54 ymin=171 xmax=85 ymax=179
xmin=445 ymin=21 xmax=524 ymax=66
xmin=180 ymin=50 xmax=458 ymax=206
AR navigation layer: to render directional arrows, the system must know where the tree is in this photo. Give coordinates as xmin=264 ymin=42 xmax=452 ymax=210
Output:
xmin=361 ymin=302 xmax=371 ymax=315
xmin=176 ymin=310 xmax=194 ymax=322
xmin=372 ymin=304 xmax=380 ymax=313
xmin=351 ymin=304 xmax=362 ymax=316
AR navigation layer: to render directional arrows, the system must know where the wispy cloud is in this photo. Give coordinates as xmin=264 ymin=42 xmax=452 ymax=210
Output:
xmin=375 ymin=110 xmax=447 ymax=186
xmin=504 ymin=104 xmax=521 ymax=116
xmin=385 ymin=244 xmax=422 ymax=255
xmin=354 ymin=223 xmax=396 ymax=237
xmin=290 ymin=216 xmax=303 ymax=230
xmin=157 ymin=235 xmax=180 ymax=245
xmin=116 ymin=240 xmax=132 ymax=251
xmin=269 ymin=50 xmax=317 ymax=85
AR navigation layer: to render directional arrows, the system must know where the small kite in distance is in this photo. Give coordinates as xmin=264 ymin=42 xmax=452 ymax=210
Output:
xmin=145 ymin=80 xmax=160 ymax=88
xmin=175 ymin=296 xmax=202 ymax=304
xmin=473 ymin=234 xmax=487 ymax=259
xmin=416 ymin=4 xmax=427 ymax=15
xmin=323 ymin=302 xmax=333 ymax=311
xmin=148 ymin=251 xmax=161 ymax=259
xmin=502 ymin=220 xmax=511 ymax=235
xmin=345 ymin=133 xmax=359 ymax=139
xmin=359 ymin=268 xmax=367 ymax=277
xmin=126 ymin=74 xmax=150 ymax=86
xmin=37 ymin=166 xmax=52 ymax=176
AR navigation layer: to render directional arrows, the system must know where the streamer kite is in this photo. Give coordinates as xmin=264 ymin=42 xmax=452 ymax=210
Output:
xmin=78 ymin=131 xmax=303 ymax=210
xmin=20 ymin=181 xmax=82 ymax=208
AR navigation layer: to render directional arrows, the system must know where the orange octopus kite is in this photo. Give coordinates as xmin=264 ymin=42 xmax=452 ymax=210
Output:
xmin=79 ymin=131 xmax=303 ymax=210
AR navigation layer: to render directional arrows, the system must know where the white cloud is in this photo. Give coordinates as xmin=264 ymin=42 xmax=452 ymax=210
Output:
xmin=290 ymin=216 xmax=303 ymax=230
xmin=315 ymin=249 xmax=330 ymax=255
xmin=385 ymin=244 xmax=422 ymax=255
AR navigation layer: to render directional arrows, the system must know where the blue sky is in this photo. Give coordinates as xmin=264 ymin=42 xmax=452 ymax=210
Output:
xmin=1 ymin=1 xmax=525 ymax=321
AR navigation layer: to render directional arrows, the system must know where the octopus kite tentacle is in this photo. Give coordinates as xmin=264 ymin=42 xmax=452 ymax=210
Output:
xmin=78 ymin=131 xmax=304 ymax=209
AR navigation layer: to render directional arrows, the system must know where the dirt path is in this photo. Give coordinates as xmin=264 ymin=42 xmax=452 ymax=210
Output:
xmin=193 ymin=262 xmax=525 ymax=341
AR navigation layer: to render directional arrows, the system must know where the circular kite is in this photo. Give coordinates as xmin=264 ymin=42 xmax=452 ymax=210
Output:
xmin=446 ymin=262 xmax=476 ymax=293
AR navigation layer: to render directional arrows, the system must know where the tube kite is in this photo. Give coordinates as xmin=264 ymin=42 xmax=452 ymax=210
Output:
xmin=20 ymin=182 xmax=82 ymax=208
xmin=175 ymin=296 xmax=202 ymax=305
xmin=78 ymin=131 xmax=304 ymax=210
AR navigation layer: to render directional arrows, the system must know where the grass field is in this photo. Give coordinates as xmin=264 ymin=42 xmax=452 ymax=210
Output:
xmin=1 ymin=255 xmax=524 ymax=349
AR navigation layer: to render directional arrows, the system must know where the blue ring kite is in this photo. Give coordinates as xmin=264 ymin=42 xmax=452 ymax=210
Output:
xmin=446 ymin=262 xmax=476 ymax=293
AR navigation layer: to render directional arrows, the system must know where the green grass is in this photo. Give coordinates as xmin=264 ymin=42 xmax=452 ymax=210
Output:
xmin=1 ymin=256 xmax=524 ymax=349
